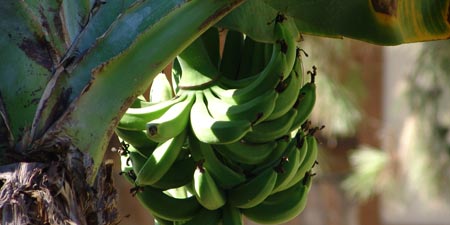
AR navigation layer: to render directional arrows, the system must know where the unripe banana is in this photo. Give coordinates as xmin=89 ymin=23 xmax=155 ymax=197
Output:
xmin=227 ymin=166 xmax=278 ymax=209
xmin=271 ymin=137 xmax=301 ymax=193
xmin=178 ymin=207 xmax=222 ymax=225
xmin=135 ymin=185 xmax=201 ymax=221
xmin=203 ymin=88 xmax=279 ymax=125
xmin=190 ymin=92 xmax=252 ymax=144
xmin=151 ymin=156 xmax=196 ymax=190
xmin=284 ymin=133 xmax=318 ymax=189
xmin=115 ymin=128 xmax=158 ymax=153
xmin=243 ymin=108 xmax=298 ymax=143
xmin=220 ymin=29 xmax=244 ymax=79
xmin=242 ymin=173 xmax=313 ymax=224
xmin=213 ymin=140 xmax=278 ymax=165
xmin=208 ymin=19 xmax=297 ymax=105
xmin=118 ymin=94 xmax=187 ymax=131
xmin=191 ymin=164 xmax=226 ymax=210
xmin=222 ymin=203 xmax=243 ymax=225
xmin=149 ymin=72 xmax=174 ymax=103
xmin=266 ymin=52 xmax=302 ymax=121
xmin=135 ymin=128 xmax=187 ymax=186
xmin=146 ymin=92 xmax=194 ymax=142
xmin=191 ymin=134 xmax=246 ymax=189
xmin=290 ymin=80 xmax=316 ymax=132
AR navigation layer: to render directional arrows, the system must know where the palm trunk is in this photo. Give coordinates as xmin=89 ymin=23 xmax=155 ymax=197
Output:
xmin=0 ymin=149 xmax=118 ymax=225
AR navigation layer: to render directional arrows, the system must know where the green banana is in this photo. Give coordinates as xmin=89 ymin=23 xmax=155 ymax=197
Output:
xmin=213 ymin=140 xmax=278 ymax=165
xmin=217 ymin=74 xmax=256 ymax=89
xmin=222 ymin=203 xmax=243 ymax=225
xmin=227 ymin=166 xmax=278 ymax=209
xmin=177 ymin=207 xmax=222 ymax=225
xmin=219 ymin=29 xmax=244 ymax=79
xmin=134 ymin=185 xmax=201 ymax=221
xmin=243 ymin=108 xmax=298 ymax=143
xmin=238 ymin=37 xmax=267 ymax=79
xmin=191 ymin=164 xmax=226 ymax=210
xmin=115 ymin=128 xmax=158 ymax=152
xmin=149 ymin=72 xmax=174 ymax=103
xmin=249 ymin=136 xmax=291 ymax=175
xmin=118 ymin=94 xmax=187 ymax=131
xmin=203 ymin=88 xmax=278 ymax=124
xmin=190 ymin=92 xmax=252 ymax=144
xmin=266 ymin=52 xmax=302 ymax=121
xmin=193 ymin=134 xmax=246 ymax=189
xmin=146 ymin=92 xmax=194 ymax=142
xmin=200 ymin=27 xmax=221 ymax=69
xmin=172 ymin=58 xmax=182 ymax=94
xmin=274 ymin=14 xmax=298 ymax=77
xmin=129 ymin=95 xmax=153 ymax=108
xmin=151 ymin=156 xmax=196 ymax=190
xmin=154 ymin=216 xmax=174 ymax=225
xmin=289 ymin=79 xmax=316 ymax=132
xmin=135 ymin=128 xmax=187 ymax=186
xmin=242 ymin=173 xmax=313 ymax=224
xmin=271 ymin=136 xmax=301 ymax=193
xmin=176 ymin=36 xmax=218 ymax=89
xmin=128 ymin=147 xmax=148 ymax=174
xmin=284 ymin=134 xmax=319 ymax=189
xmin=208 ymin=18 xmax=297 ymax=105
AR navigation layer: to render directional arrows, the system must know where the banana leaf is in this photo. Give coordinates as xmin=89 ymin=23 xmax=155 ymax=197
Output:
xmin=218 ymin=0 xmax=450 ymax=45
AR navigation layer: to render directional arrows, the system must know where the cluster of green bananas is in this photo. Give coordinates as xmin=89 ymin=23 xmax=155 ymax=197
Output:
xmin=116 ymin=14 xmax=320 ymax=225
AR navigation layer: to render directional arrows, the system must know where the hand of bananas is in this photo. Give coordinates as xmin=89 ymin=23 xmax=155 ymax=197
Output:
xmin=116 ymin=14 xmax=320 ymax=225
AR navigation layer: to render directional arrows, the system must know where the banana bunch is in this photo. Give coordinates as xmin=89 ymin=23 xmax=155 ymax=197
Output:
xmin=116 ymin=13 xmax=321 ymax=225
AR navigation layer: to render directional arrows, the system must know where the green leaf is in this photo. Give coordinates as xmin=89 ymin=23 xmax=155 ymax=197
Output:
xmin=0 ymin=2 xmax=54 ymax=142
xmin=30 ymin=0 xmax=138 ymax=140
xmin=219 ymin=0 xmax=450 ymax=45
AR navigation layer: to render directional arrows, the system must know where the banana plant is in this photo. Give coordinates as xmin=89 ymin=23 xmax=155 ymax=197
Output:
xmin=0 ymin=0 xmax=449 ymax=224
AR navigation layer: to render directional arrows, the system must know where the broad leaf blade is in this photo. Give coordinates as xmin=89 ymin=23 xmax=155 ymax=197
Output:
xmin=218 ymin=0 xmax=450 ymax=45
xmin=0 ymin=2 xmax=54 ymax=142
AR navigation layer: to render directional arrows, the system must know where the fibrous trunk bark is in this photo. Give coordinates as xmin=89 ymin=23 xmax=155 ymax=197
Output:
xmin=0 ymin=148 xmax=119 ymax=225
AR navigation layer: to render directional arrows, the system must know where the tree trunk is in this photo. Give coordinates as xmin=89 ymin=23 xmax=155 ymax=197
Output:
xmin=0 ymin=148 xmax=119 ymax=225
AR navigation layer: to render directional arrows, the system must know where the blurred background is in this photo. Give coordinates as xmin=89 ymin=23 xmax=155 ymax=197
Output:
xmin=106 ymin=35 xmax=450 ymax=225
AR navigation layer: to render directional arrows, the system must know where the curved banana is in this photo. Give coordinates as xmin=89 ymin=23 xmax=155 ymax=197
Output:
xmin=135 ymin=185 xmax=201 ymax=222
xmin=146 ymin=92 xmax=194 ymax=142
xmin=204 ymin=88 xmax=278 ymax=124
xmin=178 ymin=207 xmax=222 ymax=225
xmin=115 ymin=128 xmax=158 ymax=152
xmin=192 ymin=134 xmax=246 ymax=189
xmin=243 ymin=108 xmax=298 ymax=143
xmin=284 ymin=133 xmax=318 ymax=189
xmin=118 ymin=94 xmax=187 ymax=131
xmin=190 ymin=92 xmax=252 ymax=144
xmin=220 ymin=29 xmax=244 ymax=79
xmin=242 ymin=173 xmax=313 ymax=224
xmin=213 ymin=140 xmax=278 ymax=165
xmin=289 ymin=80 xmax=316 ymax=132
xmin=135 ymin=128 xmax=187 ymax=186
xmin=209 ymin=18 xmax=297 ymax=105
xmin=271 ymin=137 xmax=301 ymax=193
xmin=191 ymin=164 xmax=226 ymax=210
xmin=151 ymin=156 xmax=196 ymax=190
xmin=222 ymin=203 xmax=243 ymax=225
xmin=227 ymin=166 xmax=278 ymax=209
xmin=154 ymin=216 xmax=174 ymax=225
xmin=266 ymin=52 xmax=302 ymax=121
xmin=149 ymin=72 xmax=174 ymax=103
xmin=249 ymin=136 xmax=291 ymax=175
xmin=238 ymin=37 xmax=268 ymax=79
